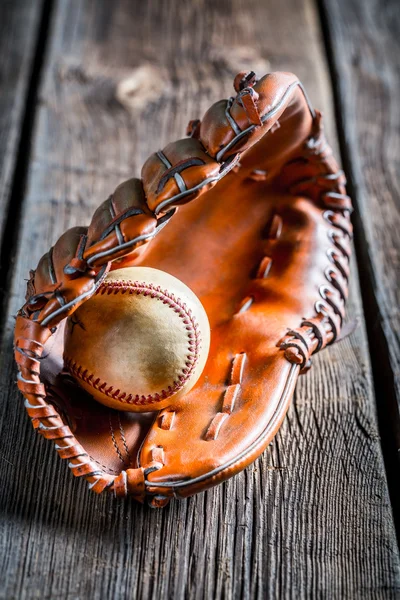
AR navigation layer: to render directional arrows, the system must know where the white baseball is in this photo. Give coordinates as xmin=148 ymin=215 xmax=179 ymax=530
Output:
xmin=64 ymin=267 xmax=210 ymax=412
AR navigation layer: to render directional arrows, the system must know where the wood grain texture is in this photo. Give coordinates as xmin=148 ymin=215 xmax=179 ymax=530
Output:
xmin=0 ymin=0 xmax=44 ymax=246
xmin=320 ymin=0 xmax=400 ymax=524
xmin=0 ymin=0 xmax=399 ymax=598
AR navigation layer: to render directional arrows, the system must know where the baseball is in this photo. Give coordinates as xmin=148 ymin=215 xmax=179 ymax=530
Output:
xmin=63 ymin=267 xmax=210 ymax=412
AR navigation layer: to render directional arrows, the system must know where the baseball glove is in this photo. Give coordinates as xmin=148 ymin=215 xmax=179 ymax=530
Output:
xmin=14 ymin=71 xmax=353 ymax=507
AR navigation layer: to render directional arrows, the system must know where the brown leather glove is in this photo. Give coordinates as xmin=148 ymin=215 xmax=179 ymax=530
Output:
xmin=14 ymin=71 xmax=353 ymax=507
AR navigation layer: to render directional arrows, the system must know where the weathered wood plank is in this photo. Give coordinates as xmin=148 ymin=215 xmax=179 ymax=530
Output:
xmin=320 ymin=0 xmax=400 ymax=530
xmin=0 ymin=0 xmax=45 ymax=268
xmin=0 ymin=0 xmax=399 ymax=598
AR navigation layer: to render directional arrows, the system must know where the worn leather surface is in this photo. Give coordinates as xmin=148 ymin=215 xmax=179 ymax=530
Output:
xmin=14 ymin=71 xmax=353 ymax=506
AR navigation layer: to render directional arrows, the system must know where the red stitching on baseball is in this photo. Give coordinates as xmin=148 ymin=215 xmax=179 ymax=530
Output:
xmin=65 ymin=280 xmax=202 ymax=407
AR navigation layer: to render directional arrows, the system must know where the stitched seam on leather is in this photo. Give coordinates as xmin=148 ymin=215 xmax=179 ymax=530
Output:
xmin=88 ymin=456 xmax=121 ymax=475
xmin=118 ymin=413 xmax=132 ymax=463
xmin=280 ymin=121 xmax=352 ymax=367
xmin=65 ymin=280 xmax=201 ymax=406
xmin=109 ymin=413 xmax=128 ymax=465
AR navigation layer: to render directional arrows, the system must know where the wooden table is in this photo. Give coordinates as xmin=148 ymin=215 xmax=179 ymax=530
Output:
xmin=1 ymin=0 xmax=399 ymax=597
